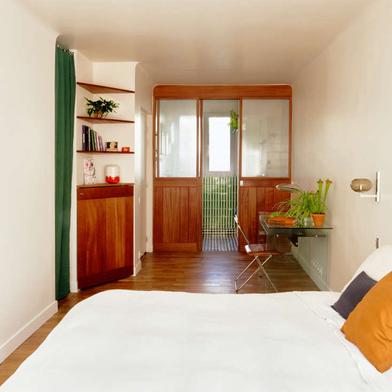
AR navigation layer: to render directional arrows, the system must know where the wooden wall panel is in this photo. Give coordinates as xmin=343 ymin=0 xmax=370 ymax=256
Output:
xmin=238 ymin=183 xmax=290 ymax=249
xmin=154 ymin=183 xmax=202 ymax=252
xmin=188 ymin=186 xmax=202 ymax=247
xmin=153 ymin=187 xmax=164 ymax=244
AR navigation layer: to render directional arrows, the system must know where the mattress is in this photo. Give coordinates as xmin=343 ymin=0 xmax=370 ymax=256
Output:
xmin=1 ymin=290 xmax=392 ymax=391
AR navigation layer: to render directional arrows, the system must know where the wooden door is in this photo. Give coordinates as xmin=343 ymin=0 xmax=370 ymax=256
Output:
xmin=153 ymin=99 xmax=202 ymax=252
xmin=77 ymin=184 xmax=133 ymax=288
xmin=238 ymin=98 xmax=292 ymax=248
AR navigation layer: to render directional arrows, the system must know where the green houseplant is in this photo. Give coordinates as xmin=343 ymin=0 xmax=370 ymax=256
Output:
xmin=273 ymin=179 xmax=332 ymax=226
xmin=273 ymin=191 xmax=314 ymax=225
xmin=85 ymin=97 xmax=119 ymax=118
xmin=309 ymin=179 xmax=332 ymax=227
xmin=229 ymin=110 xmax=239 ymax=133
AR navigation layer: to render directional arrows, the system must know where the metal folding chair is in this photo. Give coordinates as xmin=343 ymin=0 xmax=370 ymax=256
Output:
xmin=234 ymin=215 xmax=280 ymax=293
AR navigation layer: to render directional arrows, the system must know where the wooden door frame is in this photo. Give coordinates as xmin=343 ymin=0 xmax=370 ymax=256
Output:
xmin=153 ymin=85 xmax=292 ymax=252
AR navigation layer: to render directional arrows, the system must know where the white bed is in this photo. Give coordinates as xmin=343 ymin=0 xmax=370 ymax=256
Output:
xmin=1 ymin=289 xmax=391 ymax=392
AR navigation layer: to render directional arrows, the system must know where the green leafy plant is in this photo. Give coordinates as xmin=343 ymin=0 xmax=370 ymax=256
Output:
xmin=281 ymin=191 xmax=314 ymax=222
xmin=309 ymin=179 xmax=332 ymax=214
xmin=85 ymin=97 xmax=119 ymax=118
xmin=229 ymin=110 xmax=239 ymax=133
xmin=273 ymin=179 xmax=332 ymax=223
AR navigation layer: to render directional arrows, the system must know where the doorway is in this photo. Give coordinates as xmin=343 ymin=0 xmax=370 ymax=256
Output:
xmin=153 ymin=85 xmax=292 ymax=253
xmin=202 ymin=100 xmax=239 ymax=251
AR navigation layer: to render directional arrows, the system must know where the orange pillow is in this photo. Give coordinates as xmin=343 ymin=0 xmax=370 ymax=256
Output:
xmin=341 ymin=271 xmax=392 ymax=372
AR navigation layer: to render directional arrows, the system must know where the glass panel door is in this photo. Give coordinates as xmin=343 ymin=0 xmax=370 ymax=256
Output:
xmin=157 ymin=99 xmax=198 ymax=177
xmin=154 ymin=98 xmax=202 ymax=251
xmin=241 ymin=99 xmax=289 ymax=178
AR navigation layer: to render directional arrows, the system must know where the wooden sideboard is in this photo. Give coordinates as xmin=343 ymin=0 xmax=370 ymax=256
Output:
xmin=77 ymin=183 xmax=133 ymax=289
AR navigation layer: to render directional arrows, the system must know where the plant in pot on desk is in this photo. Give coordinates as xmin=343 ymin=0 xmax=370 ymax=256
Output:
xmin=269 ymin=191 xmax=311 ymax=226
xmin=309 ymin=179 xmax=332 ymax=227
xmin=269 ymin=179 xmax=332 ymax=227
xmin=85 ymin=97 xmax=119 ymax=118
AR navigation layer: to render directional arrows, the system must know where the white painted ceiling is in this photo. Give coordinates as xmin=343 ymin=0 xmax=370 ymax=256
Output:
xmin=20 ymin=0 xmax=372 ymax=84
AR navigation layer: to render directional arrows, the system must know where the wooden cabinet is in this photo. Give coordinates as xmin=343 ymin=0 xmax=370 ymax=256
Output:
xmin=77 ymin=184 xmax=133 ymax=289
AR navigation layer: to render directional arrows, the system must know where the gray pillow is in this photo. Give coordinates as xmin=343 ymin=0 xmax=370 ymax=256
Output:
xmin=332 ymin=271 xmax=376 ymax=319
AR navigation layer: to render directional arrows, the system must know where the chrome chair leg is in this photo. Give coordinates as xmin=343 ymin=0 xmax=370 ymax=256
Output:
xmin=257 ymin=255 xmax=278 ymax=292
xmin=235 ymin=265 xmax=261 ymax=292
xmin=235 ymin=254 xmax=278 ymax=293
xmin=234 ymin=256 xmax=258 ymax=292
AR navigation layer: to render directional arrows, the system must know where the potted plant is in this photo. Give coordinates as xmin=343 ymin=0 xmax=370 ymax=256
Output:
xmin=309 ymin=179 xmax=332 ymax=227
xmin=270 ymin=191 xmax=313 ymax=226
xmin=272 ymin=179 xmax=332 ymax=226
xmin=229 ymin=110 xmax=239 ymax=133
xmin=85 ymin=97 xmax=119 ymax=118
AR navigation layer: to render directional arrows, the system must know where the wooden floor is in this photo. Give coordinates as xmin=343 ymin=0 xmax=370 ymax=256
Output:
xmin=0 ymin=251 xmax=317 ymax=385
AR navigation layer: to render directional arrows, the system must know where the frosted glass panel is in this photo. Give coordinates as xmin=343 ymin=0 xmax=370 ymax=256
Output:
xmin=158 ymin=100 xmax=197 ymax=177
xmin=242 ymin=99 xmax=289 ymax=177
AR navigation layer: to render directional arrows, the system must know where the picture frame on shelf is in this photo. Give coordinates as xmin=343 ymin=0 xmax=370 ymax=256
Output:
xmin=83 ymin=158 xmax=96 ymax=185
xmin=106 ymin=141 xmax=118 ymax=152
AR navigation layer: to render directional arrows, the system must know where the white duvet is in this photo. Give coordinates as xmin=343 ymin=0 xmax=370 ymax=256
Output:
xmin=1 ymin=290 xmax=392 ymax=392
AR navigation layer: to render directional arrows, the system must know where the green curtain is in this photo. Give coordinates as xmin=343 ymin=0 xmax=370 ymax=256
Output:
xmin=55 ymin=46 xmax=76 ymax=300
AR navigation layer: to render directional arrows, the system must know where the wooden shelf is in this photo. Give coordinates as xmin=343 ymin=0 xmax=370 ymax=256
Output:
xmin=77 ymin=82 xmax=134 ymax=94
xmin=77 ymin=116 xmax=134 ymax=124
xmin=77 ymin=150 xmax=134 ymax=154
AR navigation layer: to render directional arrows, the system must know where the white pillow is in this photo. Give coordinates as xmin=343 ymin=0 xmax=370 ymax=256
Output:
xmin=343 ymin=245 xmax=392 ymax=291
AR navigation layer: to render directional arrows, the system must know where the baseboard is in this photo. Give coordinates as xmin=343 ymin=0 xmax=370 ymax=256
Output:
xmin=134 ymin=259 xmax=142 ymax=276
xmin=0 ymin=301 xmax=58 ymax=364
xmin=70 ymin=280 xmax=79 ymax=293
xmin=294 ymin=251 xmax=330 ymax=291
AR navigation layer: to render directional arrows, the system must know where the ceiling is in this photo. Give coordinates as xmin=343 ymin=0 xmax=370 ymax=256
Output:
xmin=20 ymin=0 xmax=372 ymax=84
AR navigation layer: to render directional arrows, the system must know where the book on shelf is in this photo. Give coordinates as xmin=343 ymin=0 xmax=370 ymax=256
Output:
xmin=82 ymin=125 xmax=89 ymax=150
xmin=80 ymin=125 xmax=105 ymax=152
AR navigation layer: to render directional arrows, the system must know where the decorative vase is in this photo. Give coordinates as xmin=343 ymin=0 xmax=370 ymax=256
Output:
xmin=105 ymin=164 xmax=120 ymax=184
xmin=311 ymin=213 xmax=325 ymax=227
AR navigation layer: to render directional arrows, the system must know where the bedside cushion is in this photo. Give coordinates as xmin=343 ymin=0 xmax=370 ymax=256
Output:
xmin=332 ymin=271 xmax=376 ymax=319
xmin=341 ymin=271 xmax=392 ymax=372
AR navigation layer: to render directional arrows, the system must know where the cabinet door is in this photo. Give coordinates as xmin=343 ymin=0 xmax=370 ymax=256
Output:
xmin=105 ymin=196 xmax=133 ymax=271
xmin=77 ymin=185 xmax=133 ymax=289
xmin=77 ymin=197 xmax=107 ymax=279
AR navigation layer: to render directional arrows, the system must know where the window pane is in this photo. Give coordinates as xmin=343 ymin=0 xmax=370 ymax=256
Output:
xmin=242 ymin=99 xmax=289 ymax=177
xmin=158 ymin=100 xmax=197 ymax=177
xmin=208 ymin=117 xmax=231 ymax=172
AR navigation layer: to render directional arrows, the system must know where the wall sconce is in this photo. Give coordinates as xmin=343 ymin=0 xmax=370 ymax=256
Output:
xmin=350 ymin=171 xmax=380 ymax=203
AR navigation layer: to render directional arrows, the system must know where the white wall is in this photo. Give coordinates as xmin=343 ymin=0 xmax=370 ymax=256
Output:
xmin=135 ymin=64 xmax=154 ymax=263
xmin=0 ymin=1 xmax=58 ymax=362
xmin=292 ymin=0 xmax=392 ymax=290
xmin=78 ymin=61 xmax=137 ymax=185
